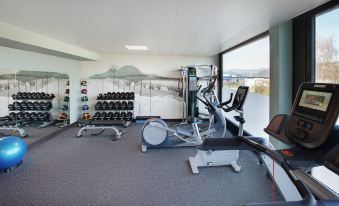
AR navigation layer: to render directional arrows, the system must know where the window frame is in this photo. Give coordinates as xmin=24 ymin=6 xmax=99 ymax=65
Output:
xmin=218 ymin=31 xmax=269 ymax=136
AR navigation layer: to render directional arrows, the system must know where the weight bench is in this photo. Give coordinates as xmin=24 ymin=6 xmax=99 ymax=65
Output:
xmin=0 ymin=118 xmax=28 ymax=138
xmin=76 ymin=119 xmax=125 ymax=141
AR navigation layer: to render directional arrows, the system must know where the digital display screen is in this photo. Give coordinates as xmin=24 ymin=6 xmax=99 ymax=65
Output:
xmin=298 ymin=90 xmax=332 ymax=112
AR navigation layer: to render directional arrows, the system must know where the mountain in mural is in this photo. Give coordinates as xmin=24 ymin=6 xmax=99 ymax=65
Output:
xmin=0 ymin=70 xmax=69 ymax=82
xmin=89 ymin=65 xmax=180 ymax=81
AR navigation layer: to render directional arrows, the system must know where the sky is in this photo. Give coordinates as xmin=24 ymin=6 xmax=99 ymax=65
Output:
xmin=316 ymin=7 xmax=339 ymax=60
xmin=222 ymin=7 xmax=338 ymax=71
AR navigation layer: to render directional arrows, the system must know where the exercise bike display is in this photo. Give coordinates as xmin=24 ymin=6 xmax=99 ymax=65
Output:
xmin=189 ymin=86 xmax=249 ymax=173
xmin=196 ymin=82 xmax=339 ymax=205
xmin=141 ymin=70 xmax=226 ymax=152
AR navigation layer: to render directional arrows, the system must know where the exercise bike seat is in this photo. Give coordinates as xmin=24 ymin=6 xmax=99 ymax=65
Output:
xmin=176 ymin=127 xmax=194 ymax=136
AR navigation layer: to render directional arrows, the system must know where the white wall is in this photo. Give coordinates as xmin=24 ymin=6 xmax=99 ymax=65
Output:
xmin=80 ymin=54 xmax=218 ymax=119
xmin=0 ymin=46 xmax=81 ymax=123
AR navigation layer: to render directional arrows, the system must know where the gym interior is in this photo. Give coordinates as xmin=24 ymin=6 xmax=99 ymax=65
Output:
xmin=0 ymin=1 xmax=338 ymax=205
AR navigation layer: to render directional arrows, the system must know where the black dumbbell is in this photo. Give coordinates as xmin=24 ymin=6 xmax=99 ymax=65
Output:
xmin=107 ymin=92 xmax=112 ymax=99
xmin=112 ymin=92 xmax=117 ymax=100
xmin=31 ymin=92 xmax=37 ymax=99
xmin=34 ymin=102 xmax=42 ymax=110
xmin=95 ymin=102 xmax=102 ymax=110
xmin=37 ymin=112 xmax=44 ymax=121
xmin=47 ymin=102 xmax=52 ymax=110
xmin=116 ymin=92 xmax=121 ymax=100
xmin=22 ymin=92 xmax=27 ymax=100
xmin=108 ymin=101 xmax=114 ymax=110
xmin=128 ymin=92 xmax=135 ymax=100
xmin=31 ymin=112 xmax=38 ymax=121
xmin=114 ymin=101 xmax=121 ymax=110
xmin=24 ymin=112 xmax=31 ymax=121
xmin=9 ymin=112 xmax=16 ymax=120
xmin=16 ymin=92 xmax=23 ymax=100
xmin=127 ymin=101 xmax=134 ymax=110
xmin=17 ymin=112 xmax=25 ymax=120
xmin=50 ymin=94 xmax=55 ymax=100
xmin=121 ymin=101 xmax=127 ymax=110
xmin=8 ymin=104 xmax=14 ymax=111
xmin=21 ymin=102 xmax=28 ymax=110
xmin=43 ymin=112 xmax=50 ymax=121
xmin=120 ymin=112 xmax=127 ymax=120
xmin=27 ymin=102 xmax=34 ymax=110
xmin=99 ymin=112 xmax=107 ymax=120
xmin=113 ymin=112 xmax=120 ymax=120
xmin=93 ymin=112 xmax=100 ymax=120
xmin=107 ymin=112 xmax=114 ymax=120
xmin=12 ymin=94 xmax=17 ymax=100
xmin=97 ymin=93 xmax=103 ymax=100
xmin=102 ymin=101 xmax=109 ymax=110
xmin=120 ymin=92 xmax=126 ymax=100
xmin=26 ymin=92 xmax=33 ymax=99
xmin=13 ymin=101 xmax=21 ymax=110
xmin=126 ymin=112 xmax=133 ymax=121
xmin=44 ymin=94 xmax=50 ymax=100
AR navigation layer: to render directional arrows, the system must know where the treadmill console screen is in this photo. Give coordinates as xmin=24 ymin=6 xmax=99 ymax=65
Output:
xmin=298 ymin=90 xmax=332 ymax=112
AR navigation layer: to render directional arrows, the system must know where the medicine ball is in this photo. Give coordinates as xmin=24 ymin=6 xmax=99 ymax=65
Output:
xmin=81 ymin=112 xmax=90 ymax=120
xmin=59 ymin=112 xmax=68 ymax=120
xmin=80 ymin=80 xmax=87 ymax=86
xmin=82 ymin=105 xmax=89 ymax=111
xmin=81 ymin=96 xmax=88 ymax=102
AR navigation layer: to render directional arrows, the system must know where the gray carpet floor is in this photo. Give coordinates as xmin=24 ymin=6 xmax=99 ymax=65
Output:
xmin=0 ymin=123 xmax=283 ymax=206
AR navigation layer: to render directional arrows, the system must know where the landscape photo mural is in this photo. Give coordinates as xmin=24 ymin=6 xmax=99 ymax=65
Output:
xmin=85 ymin=65 xmax=183 ymax=119
xmin=0 ymin=70 xmax=69 ymax=119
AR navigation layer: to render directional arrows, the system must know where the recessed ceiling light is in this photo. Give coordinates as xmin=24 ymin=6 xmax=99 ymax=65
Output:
xmin=125 ymin=45 xmax=148 ymax=51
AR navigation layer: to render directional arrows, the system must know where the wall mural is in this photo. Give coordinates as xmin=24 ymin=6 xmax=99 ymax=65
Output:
xmin=0 ymin=70 xmax=69 ymax=119
xmin=85 ymin=65 xmax=183 ymax=119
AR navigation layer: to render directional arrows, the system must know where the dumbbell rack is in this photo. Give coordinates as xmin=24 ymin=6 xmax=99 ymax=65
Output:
xmin=94 ymin=92 xmax=135 ymax=127
xmin=56 ymin=81 xmax=70 ymax=128
xmin=80 ymin=80 xmax=90 ymax=120
xmin=9 ymin=92 xmax=55 ymax=128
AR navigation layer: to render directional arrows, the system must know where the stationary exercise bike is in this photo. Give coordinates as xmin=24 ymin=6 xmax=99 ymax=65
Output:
xmin=141 ymin=72 xmax=226 ymax=152
xmin=189 ymin=86 xmax=249 ymax=173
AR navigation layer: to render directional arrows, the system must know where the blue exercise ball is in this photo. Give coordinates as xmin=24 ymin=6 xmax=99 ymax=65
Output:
xmin=0 ymin=136 xmax=27 ymax=171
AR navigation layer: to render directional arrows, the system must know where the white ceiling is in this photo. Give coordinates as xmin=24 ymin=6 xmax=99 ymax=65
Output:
xmin=0 ymin=0 xmax=329 ymax=56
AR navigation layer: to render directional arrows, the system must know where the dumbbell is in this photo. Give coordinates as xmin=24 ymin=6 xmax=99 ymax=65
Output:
xmin=17 ymin=112 xmax=25 ymax=120
xmin=116 ymin=92 xmax=121 ymax=100
xmin=102 ymin=94 xmax=108 ymax=100
xmin=37 ymin=112 xmax=45 ymax=121
xmin=127 ymin=101 xmax=134 ymax=110
xmin=26 ymin=93 xmax=33 ymax=100
xmin=27 ymin=102 xmax=34 ymax=110
xmin=114 ymin=101 xmax=121 ymax=110
xmin=44 ymin=112 xmax=50 ymax=121
xmin=41 ymin=102 xmax=47 ymax=110
xmin=95 ymin=102 xmax=102 ymax=110
xmin=99 ymin=112 xmax=107 ymax=120
xmin=24 ymin=112 xmax=31 ymax=121
xmin=102 ymin=101 xmax=109 ymax=110
xmin=128 ymin=92 xmax=135 ymax=100
xmin=120 ymin=92 xmax=127 ymax=100
xmin=12 ymin=94 xmax=17 ymax=100
xmin=126 ymin=112 xmax=133 ymax=121
xmin=16 ymin=92 xmax=23 ymax=100
xmin=8 ymin=104 xmax=14 ymax=111
xmin=34 ymin=102 xmax=42 ymax=110
xmin=21 ymin=92 xmax=28 ymax=100
xmin=31 ymin=112 xmax=38 ymax=121
xmin=113 ymin=112 xmax=120 ymax=120
xmin=47 ymin=102 xmax=52 ymax=110
xmin=120 ymin=112 xmax=127 ymax=120
xmin=107 ymin=112 xmax=114 ymax=120
xmin=121 ymin=101 xmax=127 ymax=110
xmin=44 ymin=94 xmax=50 ymax=100
xmin=9 ymin=112 xmax=17 ymax=120
xmin=50 ymin=94 xmax=55 ymax=100
xmin=112 ymin=92 xmax=117 ymax=100
xmin=97 ymin=93 xmax=103 ymax=100
xmin=107 ymin=92 xmax=112 ymax=99
xmin=108 ymin=101 xmax=115 ymax=110
xmin=31 ymin=92 xmax=36 ymax=99
xmin=21 ymin=102 xmax=28 ymax=110
xmin=13 ymin=101 xmax=21 ymax=110
xmin=93 ymin=112 xmax=100 ymax=120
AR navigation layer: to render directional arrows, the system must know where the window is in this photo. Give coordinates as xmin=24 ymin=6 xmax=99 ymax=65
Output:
xmin=222 ymin=36 xmax=269 ymax=137
xmin=312 ymin=7 xmax=339 ymax=194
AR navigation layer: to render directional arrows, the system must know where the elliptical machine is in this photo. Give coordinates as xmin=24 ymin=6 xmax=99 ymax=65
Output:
xmin=189 ymin=86 xmax=249 ymax=173
xmin=141 ymin=66 xmax=226 ymax=152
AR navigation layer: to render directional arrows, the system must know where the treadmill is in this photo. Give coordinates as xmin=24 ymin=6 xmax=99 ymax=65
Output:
xmin=199 ymin=82 xmax=339 ymax=205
